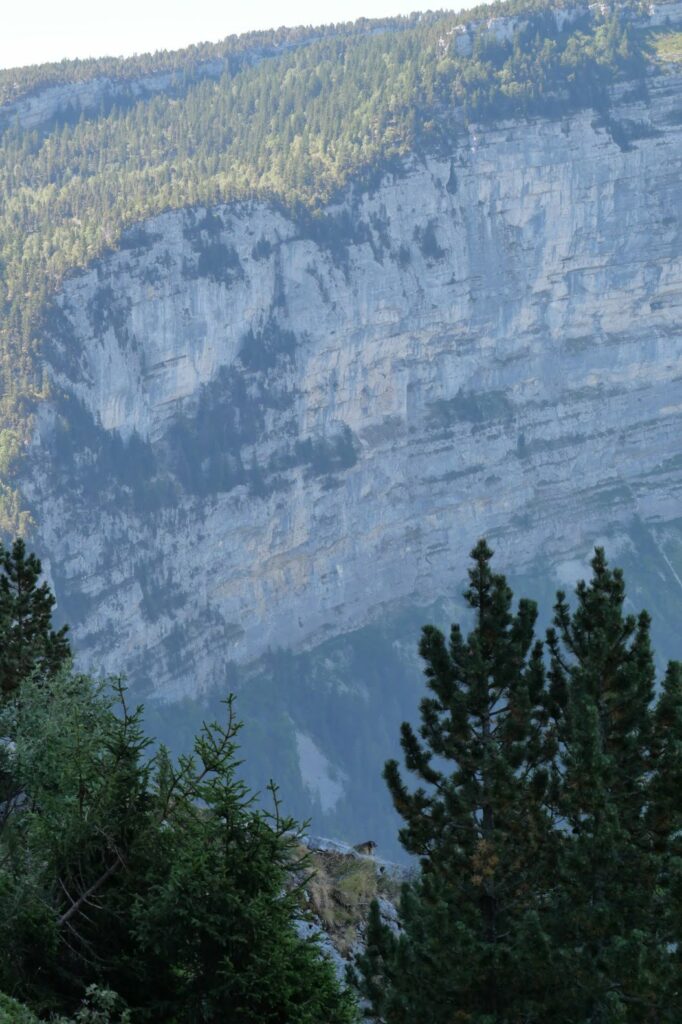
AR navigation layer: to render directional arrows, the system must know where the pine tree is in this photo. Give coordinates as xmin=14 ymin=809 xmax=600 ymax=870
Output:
xmin=358 ymin=540 xmax=557 ymax=1023
xmin=0 ymin=673 xmax=357 ymax=1023
xmin=0 ymin=538 xmax=71 ymax=697
xmin=649 ymin=661 xmax=682 ymax=1013
xmin=120 ymin=702 xmax=358 ymax=1024
xmin=546 ymin=548 xmax=681 ymax=1023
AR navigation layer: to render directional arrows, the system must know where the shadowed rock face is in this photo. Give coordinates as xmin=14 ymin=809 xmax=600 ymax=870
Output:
xmin=21 ymin=70 xmax=682 ymax=853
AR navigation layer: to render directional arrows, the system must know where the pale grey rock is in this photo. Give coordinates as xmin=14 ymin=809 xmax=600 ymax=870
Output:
xmin=377 ymin=896 xmax=401 ymax=935
xmin=0 ymin=68 xmax=217 ymax=132
xmin=16 ymin=67 xmax=682 ymax=850
xmin=453 ymin=27 xmax=473 ymax=57
xmin=296 ymin=732 xmax=348 ymax=813
xmin=647 ymin=2 xmax=682 ymax=27
xmin=375 ymin=858 xmax=415 ymax=884
xmin=449 ymin=3 xmax=682 ymax=60
xmin=301 ymin=836 xmax=359 ymax=857
xmin=25 ymin=71 xmax=682 ymax=700
xmin=294 ymin=916 xmax=350 ymax=983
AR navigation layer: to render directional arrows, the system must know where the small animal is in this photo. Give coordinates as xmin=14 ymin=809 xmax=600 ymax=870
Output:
xmin=353 ymin=840 xmax=377 ymax=856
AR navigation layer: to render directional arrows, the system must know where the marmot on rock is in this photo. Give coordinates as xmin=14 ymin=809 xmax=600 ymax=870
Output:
xmin=353 ymin=840 xmax=377 ymax=856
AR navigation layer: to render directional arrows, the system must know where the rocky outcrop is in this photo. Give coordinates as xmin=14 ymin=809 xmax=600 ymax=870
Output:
xmin=20 ymin=66 xmax=682 ymax=853
xmin=31 ymin=69 xmax=682 ymax=670
xmin=0 ymin=65 xmax=222 ymax=132
xmin=296 ymin=838 xmax=408 ymax=982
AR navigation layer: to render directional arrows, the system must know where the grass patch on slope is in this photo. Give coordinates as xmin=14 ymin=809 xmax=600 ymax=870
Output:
xmin=303 ymin=850 xmax=402 ymax=955
xmin=649 ymin=29 xmax=682 ymax=64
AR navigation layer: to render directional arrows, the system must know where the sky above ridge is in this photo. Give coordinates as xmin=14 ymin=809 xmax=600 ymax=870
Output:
xmin=1 ymin=1 xmax=472 ymax=70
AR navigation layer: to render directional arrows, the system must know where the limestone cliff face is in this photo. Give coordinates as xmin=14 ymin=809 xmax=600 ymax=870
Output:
xmin=21 ymin=69 xmax=682 ymax=849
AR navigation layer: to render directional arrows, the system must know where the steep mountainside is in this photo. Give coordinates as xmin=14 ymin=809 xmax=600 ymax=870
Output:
xmin=4 ymin=2 xmax=682 ymax=854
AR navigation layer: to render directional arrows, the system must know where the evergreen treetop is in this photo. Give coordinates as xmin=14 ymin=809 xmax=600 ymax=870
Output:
xmin=364 ymin=539 xmax=558 ymax=1022
xmin=357 ymin=542 xmax=681 ymax=1024
xmin=0 ymin=537 xmax=71 ymax=697
xmin=546 ymin=548 xmax=681 ymax=1022
xmin=0 ymin=539 xmax=357 ymax=1023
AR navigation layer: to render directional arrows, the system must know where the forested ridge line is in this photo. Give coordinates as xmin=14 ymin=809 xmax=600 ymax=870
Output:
xmin=0 ymin=15 xmax=425 ymax=111
xmin=0 ymin=0 xmax=673 ymax=532
xmin=0 ymin=0 xmax=614 ymax=109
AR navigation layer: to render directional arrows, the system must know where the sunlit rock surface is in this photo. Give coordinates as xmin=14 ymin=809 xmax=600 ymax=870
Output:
xmin=21 ymin=69 xmax=682 ymax=854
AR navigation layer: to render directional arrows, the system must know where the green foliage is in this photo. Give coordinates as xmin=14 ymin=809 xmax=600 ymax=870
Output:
xmin=0 ymin=4 xmax=657 ymax=526
xmin=0 ymin=673 xmax=357 ymax=1022
xmin=0 ymin=992 xmax=40 ymax=1024
xmin=0 ymin=673 xmax=152 ymax=1008
xmin=0 ymin=540 xmax=357 ymax=1022
xmin=356 ymin=542 xmax=681 ymax=1023
xmin=357 ymin=539 xmax=558 ymax=1022
xmin=650 ymin=28 xmax=682 ymax=64
xmin=0 ymin=17 xmax=428 ymax=108
xmin=305 ymin=853 xmax=382 ymax=954
xmin=0 ymin=985 xmax=136 ymax=1024
xmin=545 ymin=549 xmax=681 ymax=1022
xmin=0 ymin=537 xmax=71 ymax=697
xmin=63 ymin=987 xmax=131 ymax=1024
xmin=126 ymin=716 xmax=357 ymax=1024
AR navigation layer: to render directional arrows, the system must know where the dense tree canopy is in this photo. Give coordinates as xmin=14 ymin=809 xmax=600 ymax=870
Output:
xmin=0 ymin=541 xmax=356 ymax=1023
xmin=545 ymin=552 xmax=682 ymax=1022
xmin=1 ymin=532 xmax=680 ymax=1022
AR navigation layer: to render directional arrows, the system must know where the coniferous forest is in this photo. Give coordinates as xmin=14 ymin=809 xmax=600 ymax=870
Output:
xmin=0 ymin=0 xmax=665 ymax=530
xmin=0 ymin=537 xmax=679 ymax=1021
